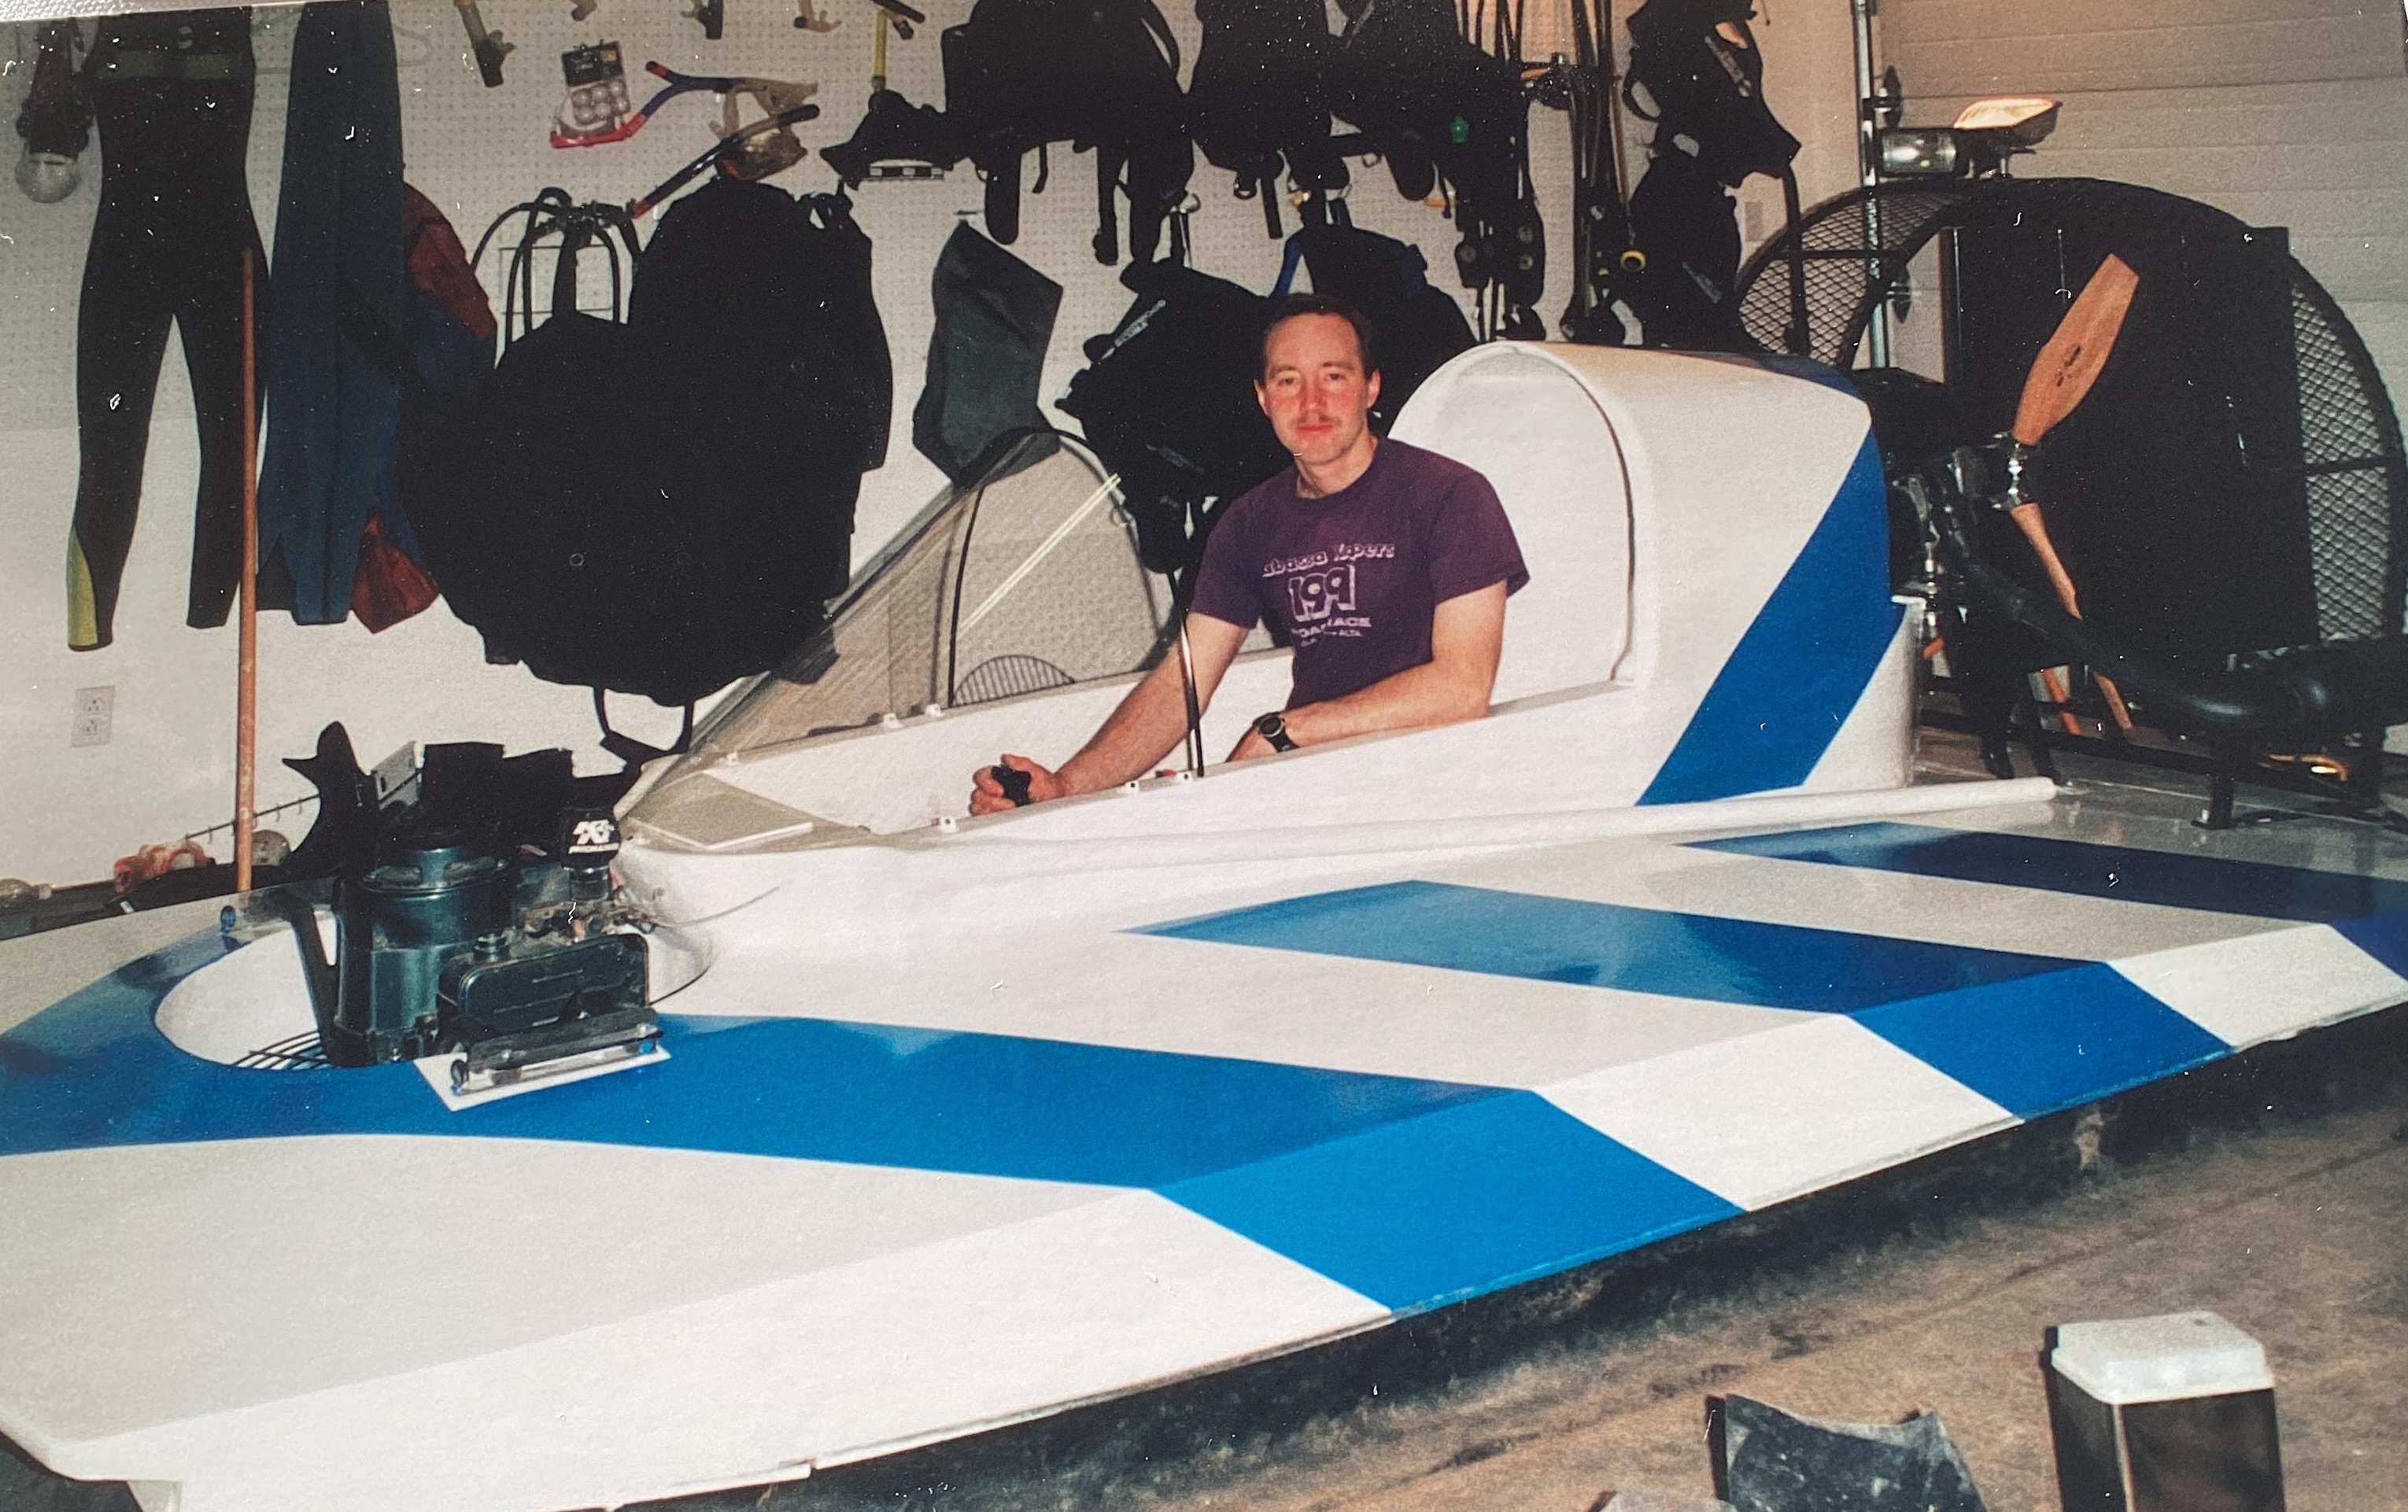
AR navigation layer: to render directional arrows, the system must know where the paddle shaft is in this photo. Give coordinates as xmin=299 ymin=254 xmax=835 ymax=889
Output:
xmin=2011 ymin=503 xmax=2134 ymax=730
xmin=235 ymin=249 xmax=260 ymax=893
xmin=2008 ymin=253 xmax=2142 ymax=732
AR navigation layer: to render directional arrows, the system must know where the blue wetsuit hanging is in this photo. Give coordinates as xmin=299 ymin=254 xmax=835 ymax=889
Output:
xmin=65 ymin=9 xmax=266 ymax=651
xmin=256 ymin=1 xmax=406 ymax=625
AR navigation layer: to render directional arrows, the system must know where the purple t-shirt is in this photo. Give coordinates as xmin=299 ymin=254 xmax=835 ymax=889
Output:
xmin=1189 ymin=439 xmax=1528 ymax=709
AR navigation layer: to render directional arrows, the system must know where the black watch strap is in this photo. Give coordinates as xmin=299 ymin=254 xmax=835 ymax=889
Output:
xmin=1253 ymin=711 xmax=1298 ymax=752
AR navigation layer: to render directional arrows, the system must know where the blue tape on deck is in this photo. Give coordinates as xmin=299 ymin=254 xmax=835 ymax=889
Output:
xmin=1139 ymin=880 xmax=2076 ymax=1012
xmin=1695 ymin=822 xmax=2408 ymax=924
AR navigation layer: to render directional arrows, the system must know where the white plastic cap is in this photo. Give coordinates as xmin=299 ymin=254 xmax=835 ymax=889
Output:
xmin=2052 ymin=1311 xmax=2273 ymax=1405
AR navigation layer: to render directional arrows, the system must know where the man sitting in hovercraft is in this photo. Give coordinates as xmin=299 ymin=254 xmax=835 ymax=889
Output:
xmin=969 ymin=293 xmax=1527 ymax=814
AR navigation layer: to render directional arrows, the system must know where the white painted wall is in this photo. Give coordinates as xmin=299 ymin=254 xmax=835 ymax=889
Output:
xmin=0 ymin=0 xmax=1863 ymax=886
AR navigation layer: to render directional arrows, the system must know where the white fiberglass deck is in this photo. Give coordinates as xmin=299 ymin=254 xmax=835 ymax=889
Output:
xmin=3 ymin=769 xmax=2406 ymax=1512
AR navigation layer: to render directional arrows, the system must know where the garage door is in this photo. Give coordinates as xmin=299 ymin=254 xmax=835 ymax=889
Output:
xmin=1875 ymin=0 xmax=2408 ymax=416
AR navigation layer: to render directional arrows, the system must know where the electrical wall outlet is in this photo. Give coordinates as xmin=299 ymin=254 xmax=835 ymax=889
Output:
xmin=70 ymin=685 xmax=113 ymax=748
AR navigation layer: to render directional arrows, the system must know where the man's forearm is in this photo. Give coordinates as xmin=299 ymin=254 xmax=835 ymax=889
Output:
xmin=1055 ymin=658 xmax=1195 ymax=795
xmin=1281 ymin=658 xmax=1491 ymax=747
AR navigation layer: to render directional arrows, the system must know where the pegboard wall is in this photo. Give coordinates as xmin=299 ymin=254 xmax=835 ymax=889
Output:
xmin=0 ymin=0 xmax=1853 ymax=883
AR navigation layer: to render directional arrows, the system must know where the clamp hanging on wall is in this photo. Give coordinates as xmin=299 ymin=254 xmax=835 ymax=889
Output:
xmin=866 ymin=1 xmax=925 ymax=88
xmin=13 ymin=19 xmax=91 ymax=204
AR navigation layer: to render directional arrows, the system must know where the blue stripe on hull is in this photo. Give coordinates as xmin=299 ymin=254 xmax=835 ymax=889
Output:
xmin=5 ymin=935 xmax=1739 ymax=1311
xmin=1693 ymin=821 xmax=2408 ymax=923
xmin=1639 ymin=433 xmax=1903 ymax=806
xmin=1169 ymin=1093 xmax=1738 ymax=1311
xmin=0 ymin=944 xmax=1498 ymax=1187
xmin=2 ymin=856 xmax=2360 ymax=1315
xmin=1138 ymin=880 xmax=2077 ymax=1012
xmin=1850 ymin=964 xmax=2230 ymax=1117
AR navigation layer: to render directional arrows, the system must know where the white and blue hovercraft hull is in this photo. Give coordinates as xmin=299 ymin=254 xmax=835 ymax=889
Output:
xmin=3 ymin=347 xmax=2402 ymax=1512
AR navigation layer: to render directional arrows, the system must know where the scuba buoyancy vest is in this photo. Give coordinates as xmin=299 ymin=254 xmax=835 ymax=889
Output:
xmin=914 ymin=222 xmax=1063 ymax=485
xmin=1325 ymin=0 xmax=1542 ymax=334
xmin=1188 ymin=0 xmax=1348 ymax=240
xmin=1623 ymin=0 xmax=1797 ymax=184
xmin=940 ymin=0 xmax=1194 ymax=264
xmin=1623 ymin=147 xmax=1745 ymax=350
xmin=1278 ymin=212 xmax=1475 ymax=433
xmin=1619 ymin=0 xmax=1798 ymax=350
xmin=1058 ymin=258 xmax=1289 ymax=575
xmin=410 ymin=182 xmax=888 ymax=706
xmin=407 ymin=293 xmax=681 ymax=698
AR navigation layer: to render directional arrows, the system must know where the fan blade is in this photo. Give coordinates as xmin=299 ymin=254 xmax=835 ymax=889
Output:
xmin=2011 ymin=253 xmax=2140 ymax=447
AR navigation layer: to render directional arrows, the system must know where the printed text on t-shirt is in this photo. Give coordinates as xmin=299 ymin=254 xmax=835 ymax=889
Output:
xmin=1287 ymin=563 xmax=1357 ymax=627
xmin=1261 ymin=541 xmax=1398 ymax=578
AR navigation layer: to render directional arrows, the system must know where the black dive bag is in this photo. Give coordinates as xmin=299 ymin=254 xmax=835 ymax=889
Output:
xmin=409 ymin=181 xmax=889 ymax=706
xmin=1281 ymin=214 xmax=1475 ymax=432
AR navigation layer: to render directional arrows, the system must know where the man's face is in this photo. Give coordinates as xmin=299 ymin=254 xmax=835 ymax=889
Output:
xmin=1255 ymin=313 xmax=1383 ymax=471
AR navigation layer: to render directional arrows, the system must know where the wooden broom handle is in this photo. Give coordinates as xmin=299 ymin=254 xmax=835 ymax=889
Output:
xmin=235 ymin=250 xmax=260 ymax=894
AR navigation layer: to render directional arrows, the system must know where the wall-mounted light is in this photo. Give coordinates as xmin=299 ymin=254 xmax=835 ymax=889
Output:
xmin=1876 ymin=96 xmax=2061 ymax=179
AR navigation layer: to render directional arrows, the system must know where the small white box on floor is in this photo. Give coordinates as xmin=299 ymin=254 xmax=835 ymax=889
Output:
xmin=2045 ymin=1311 xmax=2284 ymax=1512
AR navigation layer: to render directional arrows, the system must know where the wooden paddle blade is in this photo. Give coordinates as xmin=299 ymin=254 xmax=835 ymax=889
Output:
xmin=2011 ymin=253 xmax=2140 ymax=446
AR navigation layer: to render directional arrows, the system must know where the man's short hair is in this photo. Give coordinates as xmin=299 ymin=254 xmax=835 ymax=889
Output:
xmin=1258 ymin=293 xmax=1380 ymax=380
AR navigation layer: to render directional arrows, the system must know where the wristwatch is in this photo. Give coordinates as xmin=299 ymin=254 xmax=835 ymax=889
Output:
xmin=1252 ymin=711 xmax=1298 ymax=752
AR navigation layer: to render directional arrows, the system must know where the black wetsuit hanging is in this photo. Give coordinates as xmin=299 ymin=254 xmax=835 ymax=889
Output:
xmin=65 ymin=8 xmax=265 ymax=651
xmin=257 ymin=1 xmax=407 ymax=626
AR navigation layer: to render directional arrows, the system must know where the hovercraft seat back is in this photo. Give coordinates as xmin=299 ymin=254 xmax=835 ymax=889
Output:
xmin=1387 ymin=345 xmax=1633 ymax=703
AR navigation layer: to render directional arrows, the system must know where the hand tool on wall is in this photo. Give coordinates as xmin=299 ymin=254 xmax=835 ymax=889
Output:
xmin=865 ymin=1 xmax=925 ymax=87
xmin=556 ymin=60 xmax=818 ymax=150
xmin=13 ymin=19 xmax=90 ymax=204
xmin=2006 ymin=252 xmax=2141 ymax=731
xmin=626 ymin=101 xmax=821 ymax=216
xmin=454 ymin=0 xmax=512 ymax=87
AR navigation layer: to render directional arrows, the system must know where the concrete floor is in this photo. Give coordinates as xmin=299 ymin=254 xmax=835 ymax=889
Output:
xmin=1139 ymin=1086 xmax=2408 ymax=1512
